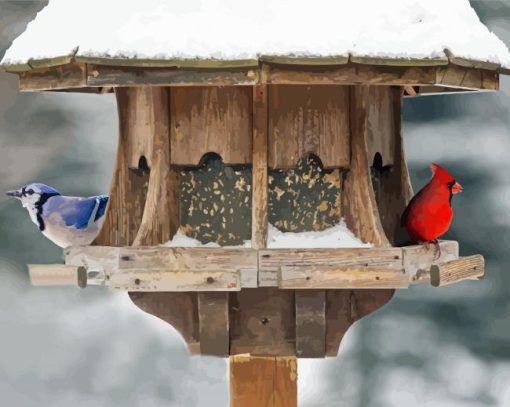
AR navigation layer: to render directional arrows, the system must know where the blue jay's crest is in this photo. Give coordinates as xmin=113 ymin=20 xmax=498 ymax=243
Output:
xmin=26 ymin=183 xmax=61 ymax=196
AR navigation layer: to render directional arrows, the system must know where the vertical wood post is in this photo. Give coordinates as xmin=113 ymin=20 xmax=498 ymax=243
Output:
xmin=230 ymin=356 xmax=297 ymax=407
xmin=251 ymin=84 xmax=268 ymax=249
xmin=229 ymin=84 xmax=297 ymax=407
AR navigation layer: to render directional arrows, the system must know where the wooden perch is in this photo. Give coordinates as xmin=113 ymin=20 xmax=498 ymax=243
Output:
xmin=28 ymin=264 xmax=87 ymax=288
xmin=430 ymin=255 xmax=485 ymax=287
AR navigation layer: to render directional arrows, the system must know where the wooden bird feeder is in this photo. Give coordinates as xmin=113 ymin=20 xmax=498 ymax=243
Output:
xmin=3 ymin=2 xmax=506 ymax=405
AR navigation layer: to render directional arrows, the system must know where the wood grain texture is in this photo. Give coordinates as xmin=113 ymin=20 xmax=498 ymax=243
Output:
xmin=109 ymin=269 xmax=240 ymax=291
xmin=365 ymin=86 xmax=395 ymax=166
xmin=259 ymin=247 xmax=402 ymax=287
xmin=268 ymin=85 xmax=349 ymax=169
xmin=430 ymin=255 xmax=484 ymax=287
xmin=86 ymin=64 xmax=258 ymax=87
xmin=132 ymin=87 xmax=180 ymax=246
xmin=93 ymin=88 xmax=149 ymax=246
xmin=28 ymin=264 xmax=86 ymax=287
xmin=129 ymin=292 xmax=201 ymax=354
xmin=198 ymin=292 xmax=230 ymax=356
xmin=280 ymin=265 xmax=408 ymax=289
xmin=403 ymin=241 xmax=459 ymax=284
xmin=15 ymin=63 xmax=500 ymax=93
xmin=230 ymin=288 xmax=295 ymax=355
xmin=295 ymin=290 xmax=326 ymax=357
xmin=229 ymin=355 xmax=297 ymax=407
xmin=342 ymin=85 xmax=391 ymax=247
xmin=170 ymin=86 xmax=252 ymax=165
xmin=19 ymin=63 xmax=86 ymax=91
xmin=252 ymin=85 xmax=269 ymax=249
xmin=375 ymin=87 xmax=414 ymax=246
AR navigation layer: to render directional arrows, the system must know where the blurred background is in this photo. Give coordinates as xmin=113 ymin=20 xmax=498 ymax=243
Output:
xmin=1 ymin=1 xmax=510 ymax=406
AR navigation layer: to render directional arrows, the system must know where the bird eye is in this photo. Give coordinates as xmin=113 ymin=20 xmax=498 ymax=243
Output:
xmin=27 ymin=189 xmax=34 ymax=195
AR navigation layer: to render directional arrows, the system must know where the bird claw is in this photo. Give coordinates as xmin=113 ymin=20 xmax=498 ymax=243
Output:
xmin=423 ymin=240 xmax=441 ymax=261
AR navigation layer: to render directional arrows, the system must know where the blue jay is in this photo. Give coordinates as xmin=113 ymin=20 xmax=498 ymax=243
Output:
xmin=6 ymin=183 xmax=108 ymax=248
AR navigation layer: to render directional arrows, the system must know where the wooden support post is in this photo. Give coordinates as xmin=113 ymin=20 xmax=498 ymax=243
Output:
xmin=252 ymin=84 xmax=268 ymax=250
xmin=198 ymin=292 xmax=230 ymax=356
xmin=295 ymin=290 xmax=326 ymax=357
xmin=230 ymin=84 xmax=297 ymax=406
xmin=230 ymin=355 xmax=297 ymax=407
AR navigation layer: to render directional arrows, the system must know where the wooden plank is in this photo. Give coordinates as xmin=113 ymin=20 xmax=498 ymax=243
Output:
xmin=376 ymin=87 xmax=414 ymax=246
xmin=366 ymin=86 xmax=395 ymax=166
xmin=132 ymin=87 xmax=180 ymax=246
xmin=19 ymin=63 xmax=86 ymax=91
xmin=93 ymin=88 xmax=149 ymax=246
xmin=170 ymin=86 xmax=252 ymax=165
xmin=351 ymin=56 xmax=448 ymax=66
xmin=436 ymin=64 xmax=498 ymax=90
xmin=342 ymin=85 xmax=391 ymax=247
xmin=229 ymin=355 xmax=297 ymax=407
xmin=430 ymin=255 xmax=484 ymax=287
xmin=77 ymin=56 xmax=259 ymax=69
xmin=280 ymin=265 xmax=408 ymax=289
xmin=109 ymin=269 xmax=240 ymax=291
xmin=230 ymin=288 xmax=295 ymax=355
xmin=65 ymin=246 xmax=120 ymax=271
xmin=260 ymin=55 xmax=349 ymax=66
xmin=198 ymin=292 xmax=230 ymax=356
xmin=295 ymin=290 xmax=326 ymax=357
xmin=403 ymin=241 xmax=459 ymax=284
xmin=268 ymin=85 xmax=350 ymax=169
xmin=252 ymin=84 xmax=269 ymax=250
xmin=28 ymin=264 xmax=86 ymax=288
xmin=86 ymin=64 xmax=258 ymax=87
xmin=259 ymin=247 xmax=402 ymax=287
xmin=264 ymin=63 xmax=438 ymax=86
xmin=118 ymin=246 xmax=257 ymax=270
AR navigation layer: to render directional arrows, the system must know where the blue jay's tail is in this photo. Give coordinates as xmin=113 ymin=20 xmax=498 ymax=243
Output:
xmin=94 ymin=195 xmax=109 ymax=222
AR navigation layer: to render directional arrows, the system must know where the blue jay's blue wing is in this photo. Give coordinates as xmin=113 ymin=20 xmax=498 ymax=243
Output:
xmin=59 ymin=198 xmax=98 ymax=230
xmin=94 ymin=195 xmax=109 ymax=222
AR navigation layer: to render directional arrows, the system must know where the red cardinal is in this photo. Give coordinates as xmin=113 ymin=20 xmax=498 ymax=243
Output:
xmin=401 ymin=163 xmax=462 ymax=252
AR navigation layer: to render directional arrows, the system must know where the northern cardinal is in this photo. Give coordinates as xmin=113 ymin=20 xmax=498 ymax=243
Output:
xmin=401 ymin=163 xmax=462 ymax=255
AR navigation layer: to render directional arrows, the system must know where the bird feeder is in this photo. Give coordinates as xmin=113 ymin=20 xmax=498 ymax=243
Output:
xmin=3 ymin=1 xmax=507 ymax=405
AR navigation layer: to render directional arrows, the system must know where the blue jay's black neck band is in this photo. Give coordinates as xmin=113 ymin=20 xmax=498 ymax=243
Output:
xmin=35 ymin=192 xmax=59 ymax=231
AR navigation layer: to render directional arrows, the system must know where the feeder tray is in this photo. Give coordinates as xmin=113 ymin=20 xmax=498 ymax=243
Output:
xmin=7 ymin=53 xmax=493 ymax=407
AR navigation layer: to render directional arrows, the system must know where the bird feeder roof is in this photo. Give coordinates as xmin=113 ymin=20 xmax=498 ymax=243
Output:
xmin=2 ymin=0 xmax=509 ymax=92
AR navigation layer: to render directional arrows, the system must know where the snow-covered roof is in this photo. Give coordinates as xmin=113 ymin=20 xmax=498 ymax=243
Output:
xmin=2 ymin=0 xmax=510 ymax=71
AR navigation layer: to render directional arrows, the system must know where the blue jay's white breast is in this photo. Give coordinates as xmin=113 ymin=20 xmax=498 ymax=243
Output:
xmin=39 ymin=195 xmax=106 ymax=248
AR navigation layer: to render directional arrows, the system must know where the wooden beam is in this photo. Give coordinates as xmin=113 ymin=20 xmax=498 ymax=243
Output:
xmin=229 ymin=355 xmax=297 ymax=407
xmin=198 ymin=292 xmax=230 ymax=356
xmin=403 ymin=241 xmax=459 ymax=284
xmin=295 ymin=290 xmax=326 ymax=357
xmin=430 ymin=255 xmax=484 ymax=287
xmin=252 ymin=84 xmax=269 ymax=250
xmin=18 ymin=63 xmax=86 ymax=91
xmin=86 ymin=64 xmax=258 ymax=87
xmin=13 ymin=62 xmax=500 ymax=92
xmin=280 ymin=265 xmax=408 ymax=289
xmin=109 ymin=269 xmax=240 ymax=291
xmin=259 ymin=247 xmax=402 ymax=287
xmin=28 ymin=264 xmax=87 ymax=288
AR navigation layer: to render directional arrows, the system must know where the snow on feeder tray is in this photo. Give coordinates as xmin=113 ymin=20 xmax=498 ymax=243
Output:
xmin=3 ymin=0 xmax=505 ymax=405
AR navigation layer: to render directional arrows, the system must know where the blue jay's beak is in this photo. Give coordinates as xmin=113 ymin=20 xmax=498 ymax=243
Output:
xmin=6 ymin=190 xmax=22 ymax=199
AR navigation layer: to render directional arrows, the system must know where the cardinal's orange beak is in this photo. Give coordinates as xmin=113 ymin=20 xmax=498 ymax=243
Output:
xmin=452 ymin=182 xmax=463 ymax=194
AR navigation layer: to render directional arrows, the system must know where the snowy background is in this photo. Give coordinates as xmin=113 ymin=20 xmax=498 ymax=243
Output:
xmin=1 ymin=1 xmax=510 ymax=406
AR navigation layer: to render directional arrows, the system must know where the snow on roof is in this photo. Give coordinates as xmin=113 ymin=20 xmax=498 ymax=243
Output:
xmin=2 ymin=0 xmax=510 ymax=69
xmin=162 ymin=222 xmax=371 ymax=249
